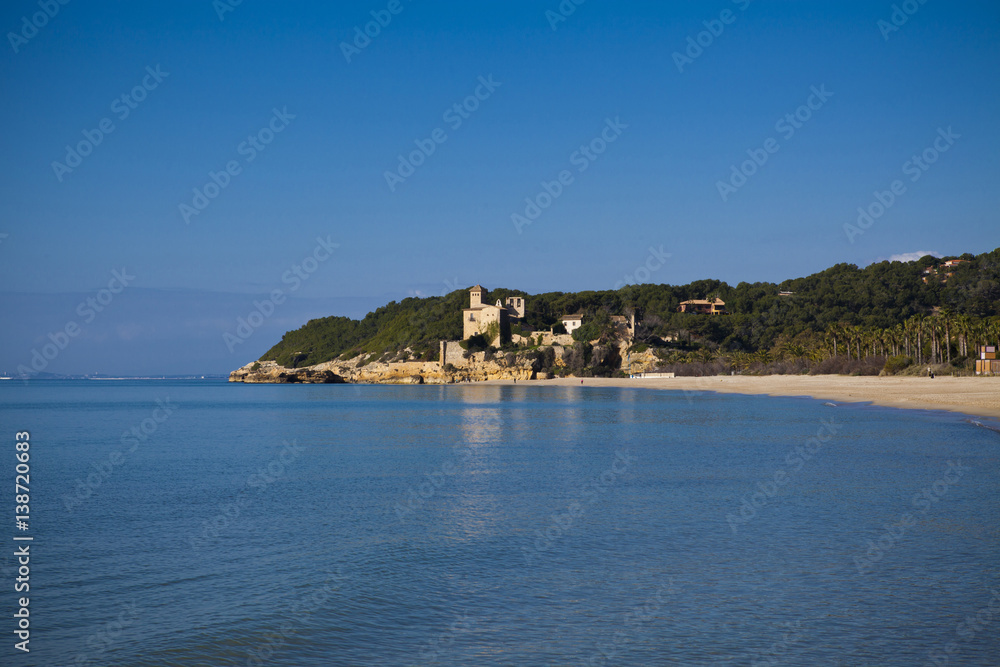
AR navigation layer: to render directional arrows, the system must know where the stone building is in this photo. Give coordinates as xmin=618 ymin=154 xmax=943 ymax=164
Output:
xmin=462 ymin=285 xmax=525 ymax=343
xmin=678 ymin=298 xmax=727 ymax=315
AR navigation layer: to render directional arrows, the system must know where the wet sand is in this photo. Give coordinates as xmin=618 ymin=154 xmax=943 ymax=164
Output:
xmin=486 ymin=375 xmax=1000 ymax=420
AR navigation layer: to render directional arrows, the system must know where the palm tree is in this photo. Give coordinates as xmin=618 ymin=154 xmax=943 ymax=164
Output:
xmin=834 ymin=322 xmax=849 ymax=358
xmin=826 ymin=324 xmax=839 ymax=358
xmin=966 ymin=315 xmax=981 ymax=356
xmin=938 ymin=308 xmax=955 ymax=364
xmin=730 ymin=351 xmax=752 ymax=373
xmin=972 ymin=317 xmax=988 ymax=351
xmin=930 ymin=316 xmax=943 ymax=364
xmin=787 ymin=344 xmax=807 ymax=360
xmin=873 ymin=328 xmax=886 ymax=357
xmin=912 ymin=315 xmax=925 ymax=365
xmin=860 ymin=327 xmax=874 ymax=359
xmin=891 ymin=324 xmax=905 ymax=357
xmin=842 ymin=325 xmax=854 ymax=359
xmin=924 ymin=317 xmax=935 ymax=363
xmin=835 ymin=324 xmax=849 ymax=359
xmin=808 ymin=347 xmax=827 ymax=364
xmin=873 ymin=327 xmax=885 ymax=358
xmin=933 ymin=316 xmax=945 ymax=364
xmin=692 ymin=347 xmax=715 ymax=364
xmin=989 ymin=318 xmax=1000 ymax=350
xmin=912 ymin=315 xmax=924 ymax=360
xmin=954 ymin=313 xmax=969 ymax=357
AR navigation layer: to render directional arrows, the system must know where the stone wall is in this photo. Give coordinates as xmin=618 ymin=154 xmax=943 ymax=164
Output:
xmin=440 ymin=340 xmax=468 ymax=368
xmin=536 ymin=333 xmax=574 ymax=347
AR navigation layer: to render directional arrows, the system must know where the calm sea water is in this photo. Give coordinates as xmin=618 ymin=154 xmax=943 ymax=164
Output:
xmin=1 ymin=379 xmax=998 ymax=666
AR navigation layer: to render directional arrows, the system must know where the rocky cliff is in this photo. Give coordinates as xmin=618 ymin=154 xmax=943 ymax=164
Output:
xmin=230 ymin=342 xmax=659 ymax=385
xmin=228 ymin=362 xmax=346 ymax=383
xmin=229 ymin=352 xmax=539 ymax=385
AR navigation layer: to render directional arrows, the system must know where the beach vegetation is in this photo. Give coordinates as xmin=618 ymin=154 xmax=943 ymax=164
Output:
xmin=883 ymin=355 xmax=913 ymax=375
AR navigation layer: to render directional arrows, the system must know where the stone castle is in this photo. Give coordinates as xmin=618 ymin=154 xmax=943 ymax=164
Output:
xmin=462 ymin=285 xmax=525 ymax=342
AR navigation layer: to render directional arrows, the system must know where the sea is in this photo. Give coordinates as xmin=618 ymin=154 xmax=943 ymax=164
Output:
xmin=1 ymin=379 xmax=998 ymax=666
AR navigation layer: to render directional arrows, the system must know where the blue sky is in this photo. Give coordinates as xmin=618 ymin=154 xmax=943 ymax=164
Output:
xmin=1 ymin=0 xmax=998 ymax=375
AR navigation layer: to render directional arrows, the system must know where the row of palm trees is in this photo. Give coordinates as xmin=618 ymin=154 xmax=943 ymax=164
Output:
xmin=648 ymin=312 xmax=999 ymax=371
xmin=826 ymin=313 xmax=1000 ymax=365
xmin=655 ymin=346 xmax=824 ymax=369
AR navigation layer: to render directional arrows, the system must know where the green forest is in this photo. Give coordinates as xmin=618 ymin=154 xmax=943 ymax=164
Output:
xmin=260 ymin=249 xmax=1000 ymax=373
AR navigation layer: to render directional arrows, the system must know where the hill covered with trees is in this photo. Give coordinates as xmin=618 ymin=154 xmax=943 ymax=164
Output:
xmin=259 ymin=249 xmax=1000 ymax=374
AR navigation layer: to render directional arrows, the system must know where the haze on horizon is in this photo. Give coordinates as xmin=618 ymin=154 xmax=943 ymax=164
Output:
xmin=1 ymin=1 xmax=997 ymax=375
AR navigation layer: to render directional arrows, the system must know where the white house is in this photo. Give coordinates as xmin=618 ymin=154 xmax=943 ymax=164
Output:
xmin=559 ymin=314 xmax=584 ymax=334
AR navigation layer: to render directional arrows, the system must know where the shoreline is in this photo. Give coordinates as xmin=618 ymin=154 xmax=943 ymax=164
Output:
xmin=481 ymin=375 xmax=1000 ymax=421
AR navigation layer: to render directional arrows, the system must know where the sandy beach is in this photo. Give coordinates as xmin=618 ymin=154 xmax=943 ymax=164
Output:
xmin=486 ymin=375 xmax=1000 ymax=421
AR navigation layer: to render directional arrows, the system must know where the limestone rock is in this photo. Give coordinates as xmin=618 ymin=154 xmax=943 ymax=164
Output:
xmin=229 ymin=340 xmax=663 ymax=386
xmin=229 ymin=361 xmax=344 ymax=384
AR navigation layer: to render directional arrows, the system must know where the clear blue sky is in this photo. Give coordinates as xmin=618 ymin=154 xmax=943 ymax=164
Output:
xmin=1 ymin=0 xmax=998 ymax=375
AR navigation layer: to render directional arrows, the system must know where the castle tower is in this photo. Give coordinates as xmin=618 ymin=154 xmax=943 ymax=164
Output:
xmin=505 ymin=296 xmax=526 ymax=319
xmin=470 ymin=285 xmax=484 ymax=307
